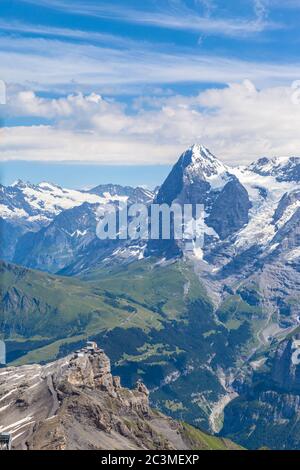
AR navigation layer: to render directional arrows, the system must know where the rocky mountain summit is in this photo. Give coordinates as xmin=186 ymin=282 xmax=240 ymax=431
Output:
xmin=0 ymin=342 xmax=240 ymax=450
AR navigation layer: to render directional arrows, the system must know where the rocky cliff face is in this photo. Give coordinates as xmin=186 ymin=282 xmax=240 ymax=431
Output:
xmin=222 ymin=337 xmax=300 ymax=450
xmin=206 ymin=179 xmax=251 ymax=240
xmin=271 ymin=337 xmax=300 ymax=392
xmin=155 ymin=144 xmax=251 ymax=241
xmin=0 ymin=344 xmax=240 ymax=450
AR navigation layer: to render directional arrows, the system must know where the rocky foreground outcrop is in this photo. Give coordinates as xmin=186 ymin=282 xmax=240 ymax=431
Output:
xmin=0 ymin=345 xmax=240 ymax=450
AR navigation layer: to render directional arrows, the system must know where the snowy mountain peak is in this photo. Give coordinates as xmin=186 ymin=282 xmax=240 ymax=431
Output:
xmin=9 ymin=179 xmax=62 ymax=192
xmin=249 ymin=155 xmax=300 ymax=182
xmin=182 ymin=144 xmax=228 ymax=178
xmin=10 ymin=179 xmax=34 ymax=189
xmin=10 ymin=178 xmax=23 ymax=187
xmin=155 ymin=144 xmax=232 ymax=207
xmin=176 ymin=144 xmax=231 ymax=191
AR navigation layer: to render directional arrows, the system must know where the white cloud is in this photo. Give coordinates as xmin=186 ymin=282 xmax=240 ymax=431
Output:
xmin=19 ymin=0 xmax=279 ymax=37
xmin=0 ymin=126 xmax=181 ymax=165
xmin=0 ymin=20 xmax=146 ymax=49
xmin=2 ymin=81 xmax=300 ymax=166
xmin=2 ymin=35 xmax=300 ymax=94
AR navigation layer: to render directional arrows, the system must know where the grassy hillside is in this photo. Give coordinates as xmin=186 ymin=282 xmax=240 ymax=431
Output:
xmin=1 ymin=259 xmax=207 ymax=363
xmin=180 ymin=422 xmax=243 ymax=450
xmin=0 ymin=260 xmax=163 ymax=363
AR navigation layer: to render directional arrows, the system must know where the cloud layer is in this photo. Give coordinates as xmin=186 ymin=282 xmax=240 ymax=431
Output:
xmin=2 ymin=33 xmax=300 ymax=97
xmin=2 ymin=80 xmax=300 ymax=165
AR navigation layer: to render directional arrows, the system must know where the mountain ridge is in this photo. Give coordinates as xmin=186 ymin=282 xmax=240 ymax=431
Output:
xmin=0 ymin=342 xmax=242 ymax=450
xmin=2 ymin=144 xmax=299 ymax=273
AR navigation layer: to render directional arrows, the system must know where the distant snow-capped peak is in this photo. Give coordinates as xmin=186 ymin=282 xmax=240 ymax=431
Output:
xmin=248 ymin=155 xmax=300 ymax=182
xmin=0 ymin=180 xmax=153 ymax=225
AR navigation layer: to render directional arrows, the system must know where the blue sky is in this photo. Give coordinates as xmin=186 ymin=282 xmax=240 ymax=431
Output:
xmin=1 ymin=0 xmax=300 ymax=188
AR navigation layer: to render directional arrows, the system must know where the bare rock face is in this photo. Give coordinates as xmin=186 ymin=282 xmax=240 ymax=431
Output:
xmin=63 ymin=350 xmax=113 ymax=391
xmin=271 ymin=337 xmax=300 ymax=393
xmin=222 ymin=337 xmax=300 ymax=450
xmin=0 ymin=344 xmax=203 ymax=450
xmin=206 ymin=179 xmax=251 ymax=240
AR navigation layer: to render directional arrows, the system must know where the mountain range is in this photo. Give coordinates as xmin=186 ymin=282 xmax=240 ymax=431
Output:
xmin=0 ymin=144 xmax=299 ymax=450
